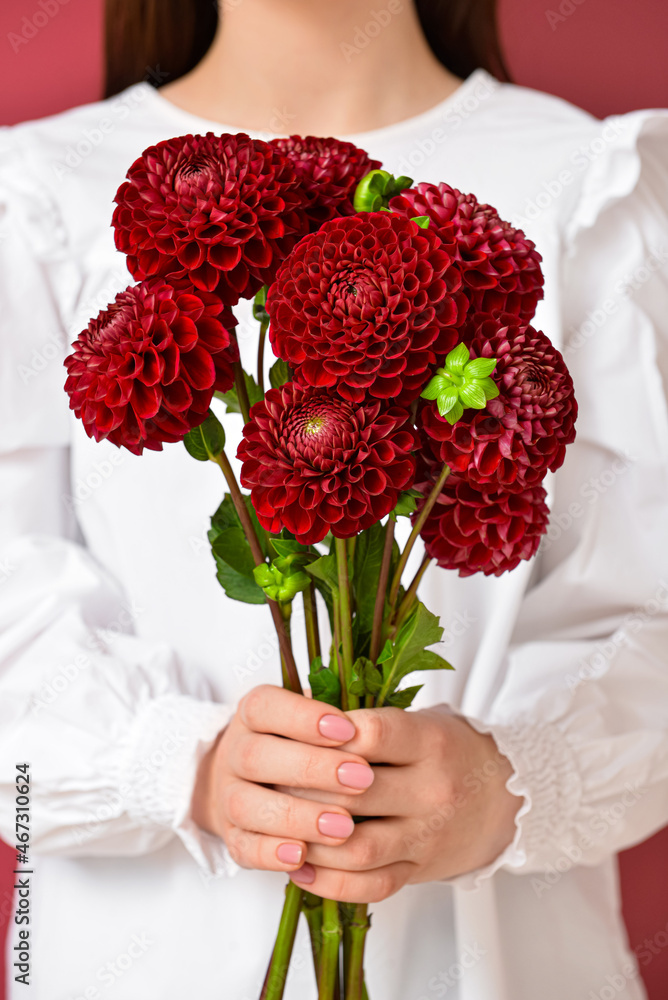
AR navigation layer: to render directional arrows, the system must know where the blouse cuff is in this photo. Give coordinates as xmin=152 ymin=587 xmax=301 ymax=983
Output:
xmin=117 ymin=693 xmax=237 ymax=876
xmin=449 ymin=714 xmax=583 ymax=890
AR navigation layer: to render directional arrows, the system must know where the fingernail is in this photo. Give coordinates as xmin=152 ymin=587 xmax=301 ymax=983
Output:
xmin=290 ymin=863 xmax=315 ymax=885
xmin=337 ymin=762 xmax=374 ymax=789
xmin=276 ymin=843 xmax=303 ymax=866
xmin=318 ymin=812 xmax=355 ymax=839
xmin=318 ymin=714 xmax=355 ymax=742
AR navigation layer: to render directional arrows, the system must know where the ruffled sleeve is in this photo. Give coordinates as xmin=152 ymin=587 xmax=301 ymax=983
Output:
xmin=0 ymin=129 xmax=234 ymax=873
xmin=457 ymin=109 xmax=668 ymax=886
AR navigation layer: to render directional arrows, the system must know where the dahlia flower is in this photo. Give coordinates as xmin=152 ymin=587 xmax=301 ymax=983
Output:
xmin=418 ymin=316 xmax=577 ymax=491
xmin=267 ymin=212 xmax=467 ymax=405
xmin=389 ymin=182 xmax=544 ymax=324
xmin=238 ymin=383 xmax=416 ymax=544
xmin=417 ymin=470 xmax=549 ymax=577
xmin=269 ymin=135 xmax=381 ymax=231
xmin=64 ymin=279 xmax=237 ymax=455
xmin=112 ymin=132 xmax=308 ymax=302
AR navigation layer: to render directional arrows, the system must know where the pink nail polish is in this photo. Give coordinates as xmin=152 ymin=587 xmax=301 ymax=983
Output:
xmin=318 ymin=812 xmax=355 ymax=839
xmin=337 ymin=762 xmax=374 ymax=789
xmin=318 ymin=714 xmax=355 ymax=742
xmin=291 ymin=863 xmax=316 ymax=885
xmin=276 ymin=843 xmax=303 ymax=866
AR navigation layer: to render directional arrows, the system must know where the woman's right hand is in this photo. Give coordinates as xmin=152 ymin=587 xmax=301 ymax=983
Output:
xmin=191 ymin=684 xmax=375 ymax=873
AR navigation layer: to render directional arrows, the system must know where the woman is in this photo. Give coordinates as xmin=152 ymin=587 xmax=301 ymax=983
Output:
xmin=1 ymin=1 xmax=667 ymax=997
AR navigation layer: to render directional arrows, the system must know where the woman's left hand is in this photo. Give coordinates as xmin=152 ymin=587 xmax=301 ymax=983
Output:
xmin=279 ymin=706 xmax=521 ymax=903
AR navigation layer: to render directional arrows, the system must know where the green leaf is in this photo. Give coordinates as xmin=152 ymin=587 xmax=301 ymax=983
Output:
xmin=183 ymin=411 xmax=225 ymax=462
xmin=352 ymin=523 xmax=386 ymax=634
xmin=459 ymin=382 xmax=487 ymax=409
xmin=252 ymin=285 xmax=269 ymax=323
xmin=464 ymin=357 xmax=497 ymax=378
xmin=444 ymin=343 xmax=470 ymax=375
xmin=212 ymin=556 xmax=265 ymax=604
xmin=378 ymin=602 xmax=452 ymax=700
xmin=361 ymin=658 xmax=383 ymax=694
xmin=386 ymin=684 xmax=423 ymax=708
xmin=309 ymin=664 xmax=341 ymax=707
xmin=436 ymin=385 xmax=460 ymax=416
xmin=269 ymin=358 xmax=291 ymax=389
xmin=393 ymin=175 xmax=413 ymax=192
xmin=215 ymin=370 xmax=263 ymax=414
xmin=376 ymin=638 xmax=393 ymax=663
xmin=210 ymin=525 xmax=257 ymax=578
xmin=392 ymin=489 xmax=423 ymax=519
xmin=480 ymin=377 xmax=500 ymax=401
xmin=209 ymin=494 xmax=270 ymax=559
xmin=270 ymin=537 xmax=309 ymax=559
xmin=420 ymin=374 xmax=449 ymax=400
xmin=404 ymin=649 xmax=453 ymax=672
xmin=444 ymin=399 xmax=464 ymax=425
xmin=305 ymin=553 xmax=339 ymax=592
xmin=410 ymin=215 xmax=430 ymax=229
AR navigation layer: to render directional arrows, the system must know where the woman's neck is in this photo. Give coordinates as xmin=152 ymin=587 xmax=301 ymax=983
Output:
xmin=160 ymin=0 xmax=462 ymax=135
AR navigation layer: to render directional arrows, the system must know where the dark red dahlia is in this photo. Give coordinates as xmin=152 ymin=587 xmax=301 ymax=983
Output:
xmin=238 ymin=383 xmax=416 ymax=545
xmin=417 ymin=472 xmax=549 ymax=577
xmin=64 ymin=279 xmax=238 ymax=455
xmin=269 ymin=135 xmax=381 ymax=232
xmin=389 ymin=182 xmax=544 ymax=325
xmin=112 ymin=132 xmax=308 ymax=301
xmin=419 ymin=316 xmax=576 ymax=492
xmin=267 ymin=212 xmax=467 ymax=405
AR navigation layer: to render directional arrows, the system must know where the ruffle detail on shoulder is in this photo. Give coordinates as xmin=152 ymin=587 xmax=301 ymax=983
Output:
xmin=0 ymin=129 xmax=81 ymax=451
xmin=0 ymin=128 xmax=70 ymax=259
xmin=564 ymin=110 xmax=668 ymax=246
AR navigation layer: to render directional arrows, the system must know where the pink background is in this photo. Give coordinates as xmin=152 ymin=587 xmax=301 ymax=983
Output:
xmin=1 ymin=0 xmax=667 ymax=996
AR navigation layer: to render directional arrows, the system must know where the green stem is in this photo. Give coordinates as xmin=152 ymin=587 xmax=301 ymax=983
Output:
xmin=345 ymin=904 xmax=371 ymax=1000
xmin=261 ymin=882 xmax=303 ymax=1000
xmin=303 ymin=583 xmax=322 ymax=665
xmin=213 ymin=450 xmax=302 ymax=695
xmin=302 ymin=892 xmax=324 ymax=981
xmin=233 ymin=359 xmax=252 ymax=426
xmin=318 ymin=899 xmax=343 ymax=1000
xmin=257 ymin=319 xmax=268 ymax=395
xmin=387 ymin=464 xmax=450 ymax=611
xmin=391 ymin=554 xmax=432 ymax=634
xmin=335 ymin=537 xmax=357 ymax=710
xmin=369 ymin=519 xmax=395 ymax=664
xmin=331 ymin=591 xmax=342 ymax=687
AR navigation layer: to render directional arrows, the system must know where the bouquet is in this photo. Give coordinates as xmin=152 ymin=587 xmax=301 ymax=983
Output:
xmin=63 ymin=130 xmax=577 ymax=999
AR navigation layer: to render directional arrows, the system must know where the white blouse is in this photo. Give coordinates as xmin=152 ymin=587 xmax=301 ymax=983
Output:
xmin=1 ymin=69 xmax=668 ymax=1000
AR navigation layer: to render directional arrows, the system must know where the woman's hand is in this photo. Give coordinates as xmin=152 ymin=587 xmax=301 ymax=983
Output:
xmin=192 ymin=685 xmax=375 ymax=874
xmin=280 ymin=705 xmax=522 ymax=903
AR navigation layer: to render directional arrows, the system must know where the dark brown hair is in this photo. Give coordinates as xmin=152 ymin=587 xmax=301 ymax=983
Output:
xmin=104 ymin=0 xmax=510 ymax=99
